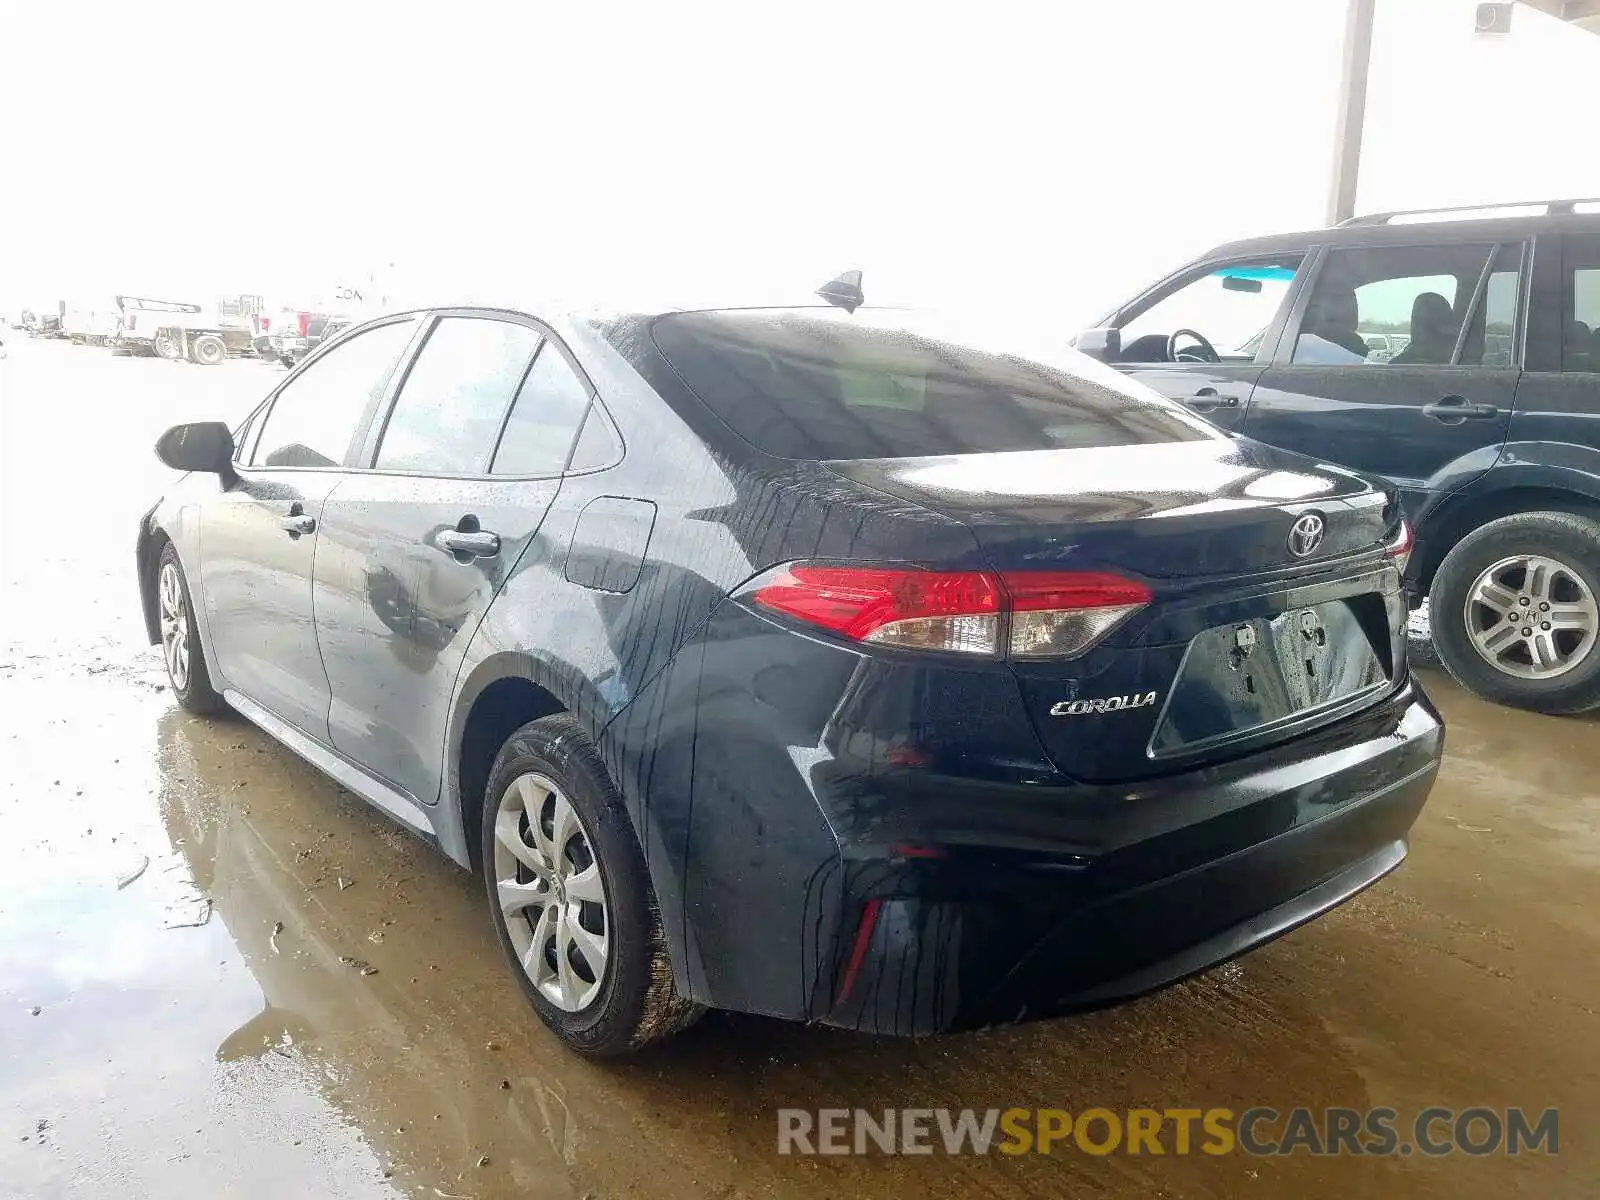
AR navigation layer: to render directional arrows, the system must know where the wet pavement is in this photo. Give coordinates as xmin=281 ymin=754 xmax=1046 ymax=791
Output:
xmin=1 ymin=336 xmax=1597 ymax=1198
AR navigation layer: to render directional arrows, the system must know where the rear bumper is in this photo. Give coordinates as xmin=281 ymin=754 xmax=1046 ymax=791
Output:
xmin=819 ymin=680 xmax=1442 ymax=1035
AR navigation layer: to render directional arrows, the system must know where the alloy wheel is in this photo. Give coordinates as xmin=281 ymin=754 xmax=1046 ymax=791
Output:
xmin=158 ymin=561 xmax=190 ymax=691
xmin=1463 ymin=553 xmax=1599 ymax=680
xmin=493 ymin=772 xmax=610 ymax=1012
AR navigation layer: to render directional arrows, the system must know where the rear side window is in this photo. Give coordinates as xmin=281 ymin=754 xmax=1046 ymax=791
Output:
xmin=1293 ymin=243 xmax=1497 ymax=366
xmin=374 ymin=317 xmax=541 ymax=474
xmin=490 ymin=342 xmax=593 ymax=475
xmin=650 ymin=310 xmax=1208 ymax=460
xmin=252 ymin=320 xmax=416 ymax=468
xmin=1562 ymin=236 xmax=1600 ymax=371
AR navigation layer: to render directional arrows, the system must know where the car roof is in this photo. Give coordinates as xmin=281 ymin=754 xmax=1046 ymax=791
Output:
xmin=1206 ymin=207 xmax=1600 ymax=260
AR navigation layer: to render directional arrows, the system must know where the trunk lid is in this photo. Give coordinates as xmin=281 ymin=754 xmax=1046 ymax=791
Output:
xmin=825 ymin=439 xmax=1405 ymax=783
xmin=824 ymin=439 xmax=1390 ymax=579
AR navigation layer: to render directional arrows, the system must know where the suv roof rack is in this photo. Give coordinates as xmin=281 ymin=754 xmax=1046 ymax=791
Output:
xmin=1339 ymin=198 xmax=1600 ymax=226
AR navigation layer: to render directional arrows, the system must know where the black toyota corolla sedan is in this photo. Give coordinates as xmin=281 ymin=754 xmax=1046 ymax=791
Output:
xmin=137 ymin=285 xmax=1442 ymax=1055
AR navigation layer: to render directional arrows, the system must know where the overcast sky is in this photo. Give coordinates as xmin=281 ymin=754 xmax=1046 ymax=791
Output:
xmin=0 ymin=1 xmax=1595 ymax=325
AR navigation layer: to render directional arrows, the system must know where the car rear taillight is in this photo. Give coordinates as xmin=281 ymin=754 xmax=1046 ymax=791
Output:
xmin=126 ymin=314 xmax=136 ymax=330
xmin=1384 ymin=520 xmax=1413 ymax=575
xmin=296 ymin=312 xmax=311 ymax=337
xmin=747 ymin=565 xmax=1151 ymax=659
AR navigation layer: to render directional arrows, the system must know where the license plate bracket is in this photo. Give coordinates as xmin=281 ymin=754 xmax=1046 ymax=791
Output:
xmin=1149 ymin=598 xmax=1389 ymax=758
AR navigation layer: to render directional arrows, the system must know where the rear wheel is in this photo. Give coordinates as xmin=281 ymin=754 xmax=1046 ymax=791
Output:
xmin=481 ymin=713 xmax=702 ymax=1055
xmin=157 ymin=543 xmax=224 ymax=714
xmin=1430 ymin=511 xmax=1600 ymax=713
xmin=154 ymin=330 xmax=183 ymax=360
xmin=190 ymin=334 xmax=226 ymax=365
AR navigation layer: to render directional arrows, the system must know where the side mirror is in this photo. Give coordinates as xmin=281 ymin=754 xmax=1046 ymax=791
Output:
xmin=1074 ymin=327 xmax=1121 ymax=362
xmin=156 ymin=421 xmax=236 ymax=478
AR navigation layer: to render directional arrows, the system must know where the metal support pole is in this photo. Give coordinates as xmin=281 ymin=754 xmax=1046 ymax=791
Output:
xmin=1326 ymin=0 xmax=1376 ymax=226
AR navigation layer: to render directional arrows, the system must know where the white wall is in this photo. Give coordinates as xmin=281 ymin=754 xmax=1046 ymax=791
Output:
xmin=1359 ymin=0 xmax=1600 ymax=215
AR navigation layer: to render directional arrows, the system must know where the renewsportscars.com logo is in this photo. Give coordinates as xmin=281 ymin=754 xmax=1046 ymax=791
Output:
xmin=776 ymin=1107 xmax=1559 ymax=1158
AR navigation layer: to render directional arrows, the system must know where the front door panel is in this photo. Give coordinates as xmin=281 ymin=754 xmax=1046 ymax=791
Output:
xmin=200 ymin=471 xmax=342 ymax=739
xmin=1119 ymin=363 xmax=1265 ymax=432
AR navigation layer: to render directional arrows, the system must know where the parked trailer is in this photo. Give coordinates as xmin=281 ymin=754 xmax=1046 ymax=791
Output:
xmin=61 ymin=300 xmax=121 ymax=346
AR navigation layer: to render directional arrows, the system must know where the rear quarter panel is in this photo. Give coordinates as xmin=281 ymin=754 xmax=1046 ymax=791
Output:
xmin=444 ymin=318 xmax=987 ymax=999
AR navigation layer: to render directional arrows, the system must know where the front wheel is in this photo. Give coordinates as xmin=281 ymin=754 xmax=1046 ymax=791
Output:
xmin=153 ymin=330 xmax=183 ymax=360
xmin=481 ymin=713 xmax=702 ymax=1056
xmin=1430 ymin=511 xmax=1600 ymax=714
xmin=157 ymin=543 xmax=225 ymax=714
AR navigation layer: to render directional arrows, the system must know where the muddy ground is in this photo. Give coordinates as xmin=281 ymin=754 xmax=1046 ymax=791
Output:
xmin=1 ymin=336 xmax=1596 ymax=1198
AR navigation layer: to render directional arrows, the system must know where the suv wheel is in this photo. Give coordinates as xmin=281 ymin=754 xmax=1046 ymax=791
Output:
xmin=480 ymin=713 xmax=702 ymax=1055
xmin=154 ymin=330 xmax=183 ymax=360
xmin=1430 ymin=511 xmax=1600 ymax=713
xmin=157 ymin=543 xmax=225 ymax=714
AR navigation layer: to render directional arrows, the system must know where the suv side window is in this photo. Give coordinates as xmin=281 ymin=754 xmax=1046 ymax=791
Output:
xmin=1292 ymin=243 xmax=1509 ymax=366
xmin=373 ymin=316 xmax=542 ymax=474
xmin=490 ymin=341 xmax=594 ymax=475
xmin=252 ymin=319 xmax=417 ymax=468
xmin=1117 ymin=255 xmax=1304 ymax=363
xmin=1562 ymin=236 xmax=1600 ymax=371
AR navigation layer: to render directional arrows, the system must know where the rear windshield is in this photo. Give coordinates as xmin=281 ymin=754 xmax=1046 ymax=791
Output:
xmin=650 ymin=309 xmax=1210 ymax=460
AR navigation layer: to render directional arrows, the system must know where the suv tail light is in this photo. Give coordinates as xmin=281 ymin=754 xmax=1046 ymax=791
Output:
xmin=126 ymin=314 xmax=136 ymax=330
xmin=296 ymin=312 xmax=311 ymax=337
xmin=1384 ymin=520 xmax=1413 ymax=574
xmin=746 ymin=565 xmax=1151 ymax=660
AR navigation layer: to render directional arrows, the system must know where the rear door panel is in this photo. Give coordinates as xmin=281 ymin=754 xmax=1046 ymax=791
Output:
xmin=312 ymin=476 xmax=559 ymax=803
xmin=1245 ymin=239 xmax=1523 ymax=520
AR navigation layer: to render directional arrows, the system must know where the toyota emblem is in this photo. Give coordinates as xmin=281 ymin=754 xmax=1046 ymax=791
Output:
xmin=1288 ymin=512 xmax=1326 ymax=558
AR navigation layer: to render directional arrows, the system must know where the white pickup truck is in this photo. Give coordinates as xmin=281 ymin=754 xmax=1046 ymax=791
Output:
xmin=111 ymin=296 xmax=255 ymax=364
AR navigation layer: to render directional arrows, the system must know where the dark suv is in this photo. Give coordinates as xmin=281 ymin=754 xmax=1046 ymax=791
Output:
xmin=139 ymin=297 xmax=1440 ymax=1055
xmin=1080 ymin=199 xmax=1600 ymax=713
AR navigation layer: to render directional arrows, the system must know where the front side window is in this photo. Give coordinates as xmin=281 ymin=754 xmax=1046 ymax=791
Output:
xmin=1292 ymin=243 xmax=1498 ymax=366
xmin=252 ymin=319 xmax=417 ymax=468
xmin=374 ymin=317 xmax=542 ymax=474
xmin=490 ymin=343 xmax=593 ymax=475
xmin=1562 ymin=237 xmax=1600 ymax=371
xmin=1118 ymin=257 xmax=1303 ymax=363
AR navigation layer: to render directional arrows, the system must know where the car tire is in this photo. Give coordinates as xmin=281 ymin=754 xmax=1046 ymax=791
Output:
xmin=1430 ymin=511 xmax=1600 ymax=714
xmin=190 ymin=334 xmax=226 ymax=366
xmin=156 ymin=543 xmax=225 ymax=715
xmin=480 ymin=713 xmax=702 ymax=1056
xmin=154 ymin=330 xmax=183 ymax=360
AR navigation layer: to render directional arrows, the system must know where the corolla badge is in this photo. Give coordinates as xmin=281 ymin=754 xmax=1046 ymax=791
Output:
xmin=1050 ymin=691 xmax=1159 ymax=717
xmin=1288 ymin=512 xmax=1326 ymax=558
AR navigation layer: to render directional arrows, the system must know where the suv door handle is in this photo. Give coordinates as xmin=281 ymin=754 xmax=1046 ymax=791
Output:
xmin=1423 ymin=395 xmax=1499 ymax=423
xmin=280 ymin=503 xmax=316 ymax=537
xmin=436 ymin=526 xmax=501 ymax=559
xmin=1188 ymin=387 xmax=1240 ymax=411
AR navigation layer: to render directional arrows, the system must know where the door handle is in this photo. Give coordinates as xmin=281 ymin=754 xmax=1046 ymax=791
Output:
xmin=436 ymin=526 xmax=501 ymax=559
xmin=280 ymin=503 xmax=316 ymax=537
xmin=1188 ymin=387 xmax=1240 ymax=411
xmin=1423 ymin=395 xmax=1499 ymax=423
